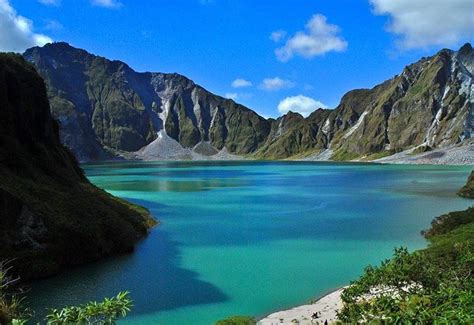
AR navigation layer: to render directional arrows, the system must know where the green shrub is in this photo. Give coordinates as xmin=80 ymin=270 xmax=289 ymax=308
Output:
xmin=0 ymin=261 xmax=133 ymax=325
xmin=0 ymin=262 xmax=30 ymax=324
xmin=45 ymin=291 xmax=132 ymax=325
xmin=338 ymin=207 xmax=474 ymax=323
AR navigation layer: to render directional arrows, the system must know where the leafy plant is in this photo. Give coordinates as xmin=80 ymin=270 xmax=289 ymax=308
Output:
xmin=0 ymin=260 xmax=133 ymax=325
xmin=45 ymin=291 xmax=132 ymax=325
xmin=338 ymin=206 xmax=474 ymax=323
xmin=0 ymin=261 xmax=30 ymax=324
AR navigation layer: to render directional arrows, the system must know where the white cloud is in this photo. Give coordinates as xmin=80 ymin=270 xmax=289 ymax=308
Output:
xmin=270 ymin=30 xmax=286 ymax=42
xmin=0 ymin=0 xmax=52 ymax=52
xmin=277 ymin=95 xmax=327 ymax=117
xmin=231 ymin=78 xmax=252 ymax=88
xmin=275 ymin=14 xmax=347 ymax=62
xmin=260 ymin=77 xmax=295 ymax=91
xmin=38 ymin=0 xmax=60 ymax=5
xmin=370 ymin=0 xmax=474 ymax=50
xmin=91 ymin=0 xmax=122 ymax=8
xmin=225 ymin=93 xmax=239 ymax=101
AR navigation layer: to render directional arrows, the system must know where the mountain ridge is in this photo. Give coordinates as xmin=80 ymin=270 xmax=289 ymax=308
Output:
xmin=24 ymin=42 xmax=271 ymax=161
xmin=23 ymin=42 xmax=473 ymax=162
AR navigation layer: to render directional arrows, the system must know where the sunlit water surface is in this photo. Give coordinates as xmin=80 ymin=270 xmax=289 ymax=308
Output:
xmin=28 ymin=161 xmax=473 ymax=324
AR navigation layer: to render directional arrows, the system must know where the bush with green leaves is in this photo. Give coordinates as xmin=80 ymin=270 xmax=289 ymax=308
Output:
xmin=0 ymin=261 xmax=31 ymax=325
xmin=0 ymin=261 xmax=132 ymax=325
xmin=338 ymin=206 xmax=474 ymax=323
xmin=45 ymin=291 xmax=132 ymax=325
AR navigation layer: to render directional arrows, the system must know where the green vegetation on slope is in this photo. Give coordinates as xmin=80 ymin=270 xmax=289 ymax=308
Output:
xmin=0 ymin=53 xmax=156 ymax=281
xmin=219 ymin=206 xmax=474 ymax=324
xmin=218 ymin=172 xmax=474 ymax=323
xmin=338 ymin=175 xmax=474 ymax=323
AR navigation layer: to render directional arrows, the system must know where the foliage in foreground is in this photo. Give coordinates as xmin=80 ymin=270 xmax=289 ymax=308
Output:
xmin=0 ymin=262 xmax=30 ymax=324
xmin=45 ymin=291 xmax=132 ymax=325
xmin=338 ymin=206 xmax=474 ymax=323
xmin=0 ymin=263 xmax=132 ymax=325
xmin=214 ymin=315 xmax=257 ymax=325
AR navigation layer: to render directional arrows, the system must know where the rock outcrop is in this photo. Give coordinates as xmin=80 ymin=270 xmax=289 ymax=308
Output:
xmin=458 ymin=171 xmax=474 ymax=198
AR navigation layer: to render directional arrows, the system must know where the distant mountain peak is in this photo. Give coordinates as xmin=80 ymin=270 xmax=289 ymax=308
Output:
xmin=459 ymin=42 xmax=473 ymax=54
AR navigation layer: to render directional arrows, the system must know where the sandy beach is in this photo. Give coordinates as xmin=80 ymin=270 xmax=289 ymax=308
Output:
xmin=257 ymin=288 xmax=345 ymax=325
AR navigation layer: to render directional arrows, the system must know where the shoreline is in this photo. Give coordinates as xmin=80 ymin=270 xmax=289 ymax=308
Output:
xmin=81 ymin=142 xmax=473 ymax=166
xmin=257 ymin=287 xmax=346 ymax=325
xmin=80 ymin=139 xmax=474 ymax=165
xmin=81 ymin=156 xmax=473 ymax=166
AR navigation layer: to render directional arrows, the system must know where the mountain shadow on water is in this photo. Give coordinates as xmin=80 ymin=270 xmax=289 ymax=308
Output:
xmin=26 ymin=197 xmax=228 ymax=319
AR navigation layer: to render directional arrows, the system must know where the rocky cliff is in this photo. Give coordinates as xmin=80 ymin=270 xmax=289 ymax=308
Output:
xmin=0 ymin=54 xmax=155 ymax=280
xmin=458 ymin=171 xmax=474 ymax=198
xmin=259 ymin=43 xmax=473 ymax=160
xmin=23 ymin=43 xmax=473 ymax=161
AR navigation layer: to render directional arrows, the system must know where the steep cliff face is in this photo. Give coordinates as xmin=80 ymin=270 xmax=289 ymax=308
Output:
xmin=258 ymin=44 xmax=473 ymax=160
xmin=23 ymin=43 xmax=472 ymax=161
xmin=24 ymin=42 xmax=270 ymax=161
xmin=334 ymin=43 xmax=472 ymax=158
xmin=0 ymin=54 xmax=155 ymax=280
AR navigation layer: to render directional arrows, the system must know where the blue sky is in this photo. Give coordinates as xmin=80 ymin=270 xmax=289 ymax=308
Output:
xmin=2 ymin=0 xmax=473 ymax=117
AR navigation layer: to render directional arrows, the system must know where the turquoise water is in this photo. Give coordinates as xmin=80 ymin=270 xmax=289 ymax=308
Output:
xmin=28 ymin=161 xmax=472 ymax=324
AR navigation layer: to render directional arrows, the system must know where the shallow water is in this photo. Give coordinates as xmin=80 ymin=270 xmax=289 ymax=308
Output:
xmin=27 ymin=161 xmax=473 ymax=324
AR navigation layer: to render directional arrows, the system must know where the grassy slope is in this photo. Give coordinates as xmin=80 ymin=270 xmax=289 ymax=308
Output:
xmin=338 ymin=172 xmax=474 ymax=322
xmin=0 ymin=53 xmax=156 ymax=281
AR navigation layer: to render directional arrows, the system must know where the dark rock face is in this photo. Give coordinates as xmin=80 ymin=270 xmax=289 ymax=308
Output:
xmin=23 ymin=42 xmax=472 ymax=161
xmin=0 ymin=54 xmax=155 ymax=281
xmin=24 ymin=43 xmax=270 ymax=160
xmin=458 ymin=171 xmax=474 ymax=198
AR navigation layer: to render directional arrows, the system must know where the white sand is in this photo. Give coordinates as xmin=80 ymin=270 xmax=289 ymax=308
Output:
xmin=257 ymin=288 xmax=345 ymax=325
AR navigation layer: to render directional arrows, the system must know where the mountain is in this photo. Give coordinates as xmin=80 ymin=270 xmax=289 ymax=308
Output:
xmin=23 ymin=43 xmax=473 ymax=161
xmin=23 ymin=42 xmax=270 ymax=161
xmin=258 ymin=43 xmax=474 ymax=160
xmin=0 ymin=54 xmax=156 ymax=280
